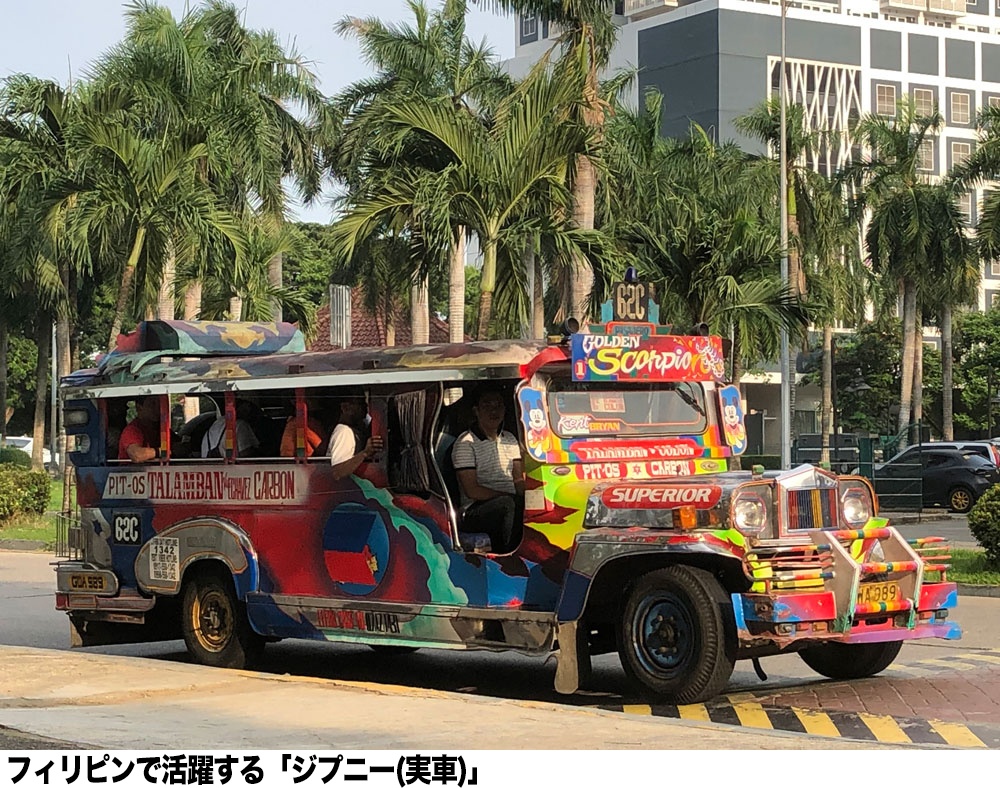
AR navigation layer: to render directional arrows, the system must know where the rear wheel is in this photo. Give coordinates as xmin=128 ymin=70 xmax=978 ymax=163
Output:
xmin=617 ymin=565 xmax=735 ymax=704
xmin=182 ymin=566 xmax=263 ymax=669
xmin=799 ymin=640 xmax=901 ymax=680
xmin=948 ymin=486 xmax=975 ymax=514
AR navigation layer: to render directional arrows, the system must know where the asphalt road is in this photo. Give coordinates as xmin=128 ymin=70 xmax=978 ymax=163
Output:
xmin=1 ymin=517 xmax=989 ymax=709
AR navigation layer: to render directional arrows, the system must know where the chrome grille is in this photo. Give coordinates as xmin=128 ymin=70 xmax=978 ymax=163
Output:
xmin=786 ymin=487 xmax=839 ymax=530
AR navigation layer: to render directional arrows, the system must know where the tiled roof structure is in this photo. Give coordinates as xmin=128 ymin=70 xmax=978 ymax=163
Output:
xmin=309 ymin=288 xmax=457 ymax=350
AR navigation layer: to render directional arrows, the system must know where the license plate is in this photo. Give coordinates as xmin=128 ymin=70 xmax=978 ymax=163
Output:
xmin=856 ymin=581 xmax=900 ymax=606
xmin=68 ymin=572 xmax=107 ymax=592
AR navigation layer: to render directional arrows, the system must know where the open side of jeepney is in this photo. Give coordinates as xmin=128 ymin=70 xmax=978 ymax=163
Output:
xmin=55 ymin=317 xmax=960 ymax=705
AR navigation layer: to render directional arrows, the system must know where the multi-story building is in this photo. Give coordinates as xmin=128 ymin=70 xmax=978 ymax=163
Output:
xmin=508 ymin=0 xmax=1000 ymax=453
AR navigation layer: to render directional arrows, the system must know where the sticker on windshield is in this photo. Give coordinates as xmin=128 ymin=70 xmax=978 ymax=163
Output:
xmin=590 ymin=394 xmax=625 ymax=413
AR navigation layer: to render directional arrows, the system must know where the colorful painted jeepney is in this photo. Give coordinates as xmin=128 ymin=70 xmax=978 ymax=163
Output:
xmin=55 ymin=311 xmax=960 ymax=704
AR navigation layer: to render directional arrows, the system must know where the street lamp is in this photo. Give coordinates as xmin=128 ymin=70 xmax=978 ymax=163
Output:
xmin=779 ymin=0 xmax=792 ymax=470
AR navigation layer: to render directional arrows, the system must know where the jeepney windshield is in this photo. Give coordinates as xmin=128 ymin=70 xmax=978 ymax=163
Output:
xmin=546 ymin=379 xmax=708 ymax=438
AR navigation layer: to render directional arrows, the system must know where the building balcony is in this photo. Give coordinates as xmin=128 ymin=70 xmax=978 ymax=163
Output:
xmin=880 ymin=0 xmax=964 ymax=15
xmin=624 ymin=0 xmax=679 ymax=20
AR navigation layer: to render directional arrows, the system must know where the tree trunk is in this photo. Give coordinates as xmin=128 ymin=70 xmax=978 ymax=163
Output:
xmin=897 ymin=278 xmax=917 ymax=442
xmin=521 ymin=245 xmax=535 ymax=340
xmin=942 ymin=304 xmax=954 ymax=440
xmin=229 ymin=296 xmax=243 ymax=321
xmin=268 ymin=251 xmax=283 ymax=321
xmin=108 ymin=227 xmax=148 ymax=350
xmin=157 ymin=248 xmax=176 ymax=320
xmin=0 ymin=321 xmax=7 ymax=446
xmin=68 ymin=265 xmax=79 ymax=371
xmin=533 ymin=246 xmax=545 ymax=340
xmin=183 ymin=281 xmax=202 ymax=321
xmin=912 ymin=315 xmax=923 ymax=429
xmin=820 ymin=325 xmax=833 ymax=466
xmin=411 ymin=276 xmax=429 ymax=345
xmin=477 ymin=241 xmax=497 ymax=341
xmin=449 ymin=229 xmax=466 ymax=343
xmin=32 ymin=319 xmax=50 ymax=471
xmin=569 ymin=153 xmax=596 ymax=323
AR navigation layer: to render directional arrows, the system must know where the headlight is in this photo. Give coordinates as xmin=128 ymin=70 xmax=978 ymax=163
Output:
xmin=840 ymin=483 xmax=874 ymax=527
xmin=731 ymin=494 xmax=768 ymax=536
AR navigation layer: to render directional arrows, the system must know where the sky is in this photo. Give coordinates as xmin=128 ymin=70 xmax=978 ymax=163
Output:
xmin=0 ymin=0 xmax=516 ymax=222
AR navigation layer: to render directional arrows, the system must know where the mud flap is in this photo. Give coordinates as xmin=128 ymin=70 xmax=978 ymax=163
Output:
xmin=554 ymin=621 xmax=592 ymax=695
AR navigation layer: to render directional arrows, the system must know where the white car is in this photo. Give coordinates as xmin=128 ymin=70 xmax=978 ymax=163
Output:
xmin=5 ymin=435 xmax=52 ymax=465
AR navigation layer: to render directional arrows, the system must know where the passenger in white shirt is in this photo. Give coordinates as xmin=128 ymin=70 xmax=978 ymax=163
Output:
xmin=201 ymin=399 xmax=261 ymax=458
xmin=329 ymin=391 xmax=382 ymax=479
xmin=452 ymin=387 xmax=524 ymax=552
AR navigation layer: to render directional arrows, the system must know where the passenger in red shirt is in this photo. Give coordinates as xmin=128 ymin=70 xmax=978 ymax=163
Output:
xmin=118 ymin=396 xmax=161 ymax=462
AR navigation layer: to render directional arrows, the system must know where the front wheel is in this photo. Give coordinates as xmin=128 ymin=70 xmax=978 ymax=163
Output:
xmin=948 ymin=486 xmax=975 ymax=514
xmin=182 ymin=566 xmax=263 ymax=669
xmin=617 ymin=565 xmax=735 ymax=705
xmin=799 ymin=640 xmax=902 ymax=680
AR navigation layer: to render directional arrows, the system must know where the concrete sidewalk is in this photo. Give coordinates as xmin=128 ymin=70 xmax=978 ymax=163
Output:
xmin=0 ymin=646 xmax=908 ymax=750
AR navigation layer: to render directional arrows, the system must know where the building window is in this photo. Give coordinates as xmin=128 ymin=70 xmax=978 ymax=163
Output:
xmin=992 ymin=291 xmax=1000 ymax=310
xmin=991 ymin=260 xmax=1000 ymax=277
xmin=521 ymin=14 xmax=537 ymax=38
xmin=958 ymin=192 xmax=973 ymax=223
xmin=952 ymin=140 xmax=972 ymax=169
xmin=990 ymin=96 xmax=1000 ymax=110
xmin=917 ymin=139 xmax=935 ymax=172
xmin=952 ymin=92 xmax=971 ymax=125
xmin=876 ymin=84 xmax=896 ymax=116
xmin=913 ymin=88 xmax=934 ymax=117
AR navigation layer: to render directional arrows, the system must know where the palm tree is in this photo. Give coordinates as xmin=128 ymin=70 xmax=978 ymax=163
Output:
xmin=333 ymin=0 xmax=513 ymax=343
xmin=478 ymin=1 xmax=620 ymax=322
xmin=89 ymin=0 xmax=328 ymax=322
xmin=841 ymin=102 xmax=946 ymax=439
xmin=331 ymin=62 xmax=597 ymax=339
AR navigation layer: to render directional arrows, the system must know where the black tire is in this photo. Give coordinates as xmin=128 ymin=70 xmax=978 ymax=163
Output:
xmin=799 ymin=640 xmax=902 ymax=680
xmin=368 ymin=645 xmax=420 ymax=656
xmin=617 ymin=565 xmax=736 ymax=704
xmin=948 ymin=486 xmax=975 ymax=514
xmin=181 ymin=566 xmax=263 ymax=669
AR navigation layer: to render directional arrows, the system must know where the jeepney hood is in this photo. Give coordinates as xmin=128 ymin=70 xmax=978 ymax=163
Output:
xmin=583 ymin=464 xmax=854 ymax=535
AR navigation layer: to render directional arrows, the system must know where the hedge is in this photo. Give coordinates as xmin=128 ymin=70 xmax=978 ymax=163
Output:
xmin=0 ymin=447 xmax=32 ymax=468
xmin=968 ymin=484 xmax=1000 ymax=565
xmin=0 ymin=466 xmax=50 ymax=520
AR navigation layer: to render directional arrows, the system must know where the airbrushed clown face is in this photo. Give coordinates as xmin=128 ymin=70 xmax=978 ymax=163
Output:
xmin=528 ymin=405 xmax=547 ymax=432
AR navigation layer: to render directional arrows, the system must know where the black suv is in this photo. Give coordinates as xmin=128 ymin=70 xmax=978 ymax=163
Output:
xmin=872 ymin=446 xmax=1000 ymax=513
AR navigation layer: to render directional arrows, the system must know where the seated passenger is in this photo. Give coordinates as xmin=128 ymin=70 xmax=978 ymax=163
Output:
xmin=119 ymin=396 xmax=161 ymax=463
xmin=329 ymin=390 xmax=382 ymax=480
xmin=201 ymin=399 xmax=261 ymax=458
xmin=452 ymin=387 xmax=524 ymax=552
xmin=279 ymin=398 xmax=329 ymax=458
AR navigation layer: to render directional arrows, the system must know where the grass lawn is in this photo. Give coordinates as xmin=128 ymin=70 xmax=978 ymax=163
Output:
xmin=948 ymin=548 xmax=1000 ymax=586
xmin=48 ymin=478 xmax=76 ymax=512
xmin=0 ymin=512 xmax=57 ymax=546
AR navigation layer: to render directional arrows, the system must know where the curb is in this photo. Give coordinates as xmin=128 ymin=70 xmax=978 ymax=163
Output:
xmin=0 ymin=539 xmax=49 ymax=552
xmin=957 ymin=583 xmax=1000 ymax=598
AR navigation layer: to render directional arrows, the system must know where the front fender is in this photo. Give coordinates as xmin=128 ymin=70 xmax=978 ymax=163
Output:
xmin=554 ymin=528 xmax=744 ymax=624
xmin=134 ymin=517 xmax=258 ymax=598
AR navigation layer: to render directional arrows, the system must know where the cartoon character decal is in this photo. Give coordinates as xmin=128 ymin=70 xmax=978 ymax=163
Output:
xmin=718 ymin=385 xmax=747 ymax=455
xmin=519 ymin=388 xmax=556 ymax=460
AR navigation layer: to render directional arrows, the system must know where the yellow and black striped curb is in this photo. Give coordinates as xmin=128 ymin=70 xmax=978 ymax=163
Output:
xmin=608 ymin=697 xmax=993 ymax=748
xmin=601 ymin=649 xmax=1000 ymax=748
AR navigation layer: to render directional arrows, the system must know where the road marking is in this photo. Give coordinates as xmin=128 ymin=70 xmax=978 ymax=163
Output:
xmin=856 ymin=712 xmax=912 ymax=744
xmin=951 ymin=653 xmax=1000 ymax=666
xmin=732 ymin=701 xmax=773 ymax=729
xmin=915 ymin=658 xmax=980 ymax=671
xmin=792 ymin=708 xmax=841 ymax=738
xmin=929 ymin=720 xmax=987 ymax=748
xmin=622 ymin=704 xmax=651 ymax=716
xmin=677 ymin=704 xmax=711 ymax=722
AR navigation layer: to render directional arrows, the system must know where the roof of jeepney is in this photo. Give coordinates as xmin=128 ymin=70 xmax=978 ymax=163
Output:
xmin=62 ymin=339 xmax=569 ymax=396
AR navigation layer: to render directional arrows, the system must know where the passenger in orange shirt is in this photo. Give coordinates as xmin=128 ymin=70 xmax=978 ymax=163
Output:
xmin=279 ymin=399 xmax=330 ymax=458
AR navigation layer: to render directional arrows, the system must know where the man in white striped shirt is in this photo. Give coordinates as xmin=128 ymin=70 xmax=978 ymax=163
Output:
xmin=452 ymin=387 xmax=524 ymax=552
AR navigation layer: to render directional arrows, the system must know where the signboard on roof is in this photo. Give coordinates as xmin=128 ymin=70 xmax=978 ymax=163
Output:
xmin=569 ymin=333 xmax=727 ymax=383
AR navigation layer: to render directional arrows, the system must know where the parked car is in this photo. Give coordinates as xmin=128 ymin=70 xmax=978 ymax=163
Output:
xmin=884 ymin=440 xmax=1000 ymax=467
xmin=4 ymin=436 xmax=52 ymax=466
xmin=872 ymin=446 xmax=999 ymax=513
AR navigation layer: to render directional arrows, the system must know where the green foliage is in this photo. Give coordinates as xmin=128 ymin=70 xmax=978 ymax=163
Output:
xmin=955 ymin=309 xmax=1000 ymax=433
xmin=0 ymin=447 xmax=32 ymax=468
xmin=968 ymin=484 xmax=1000 ymax=565
xmin=947 ymin=548 xmax=1000 ymax=586
xmin=0 ymin=466 xmax=50 ymax=520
